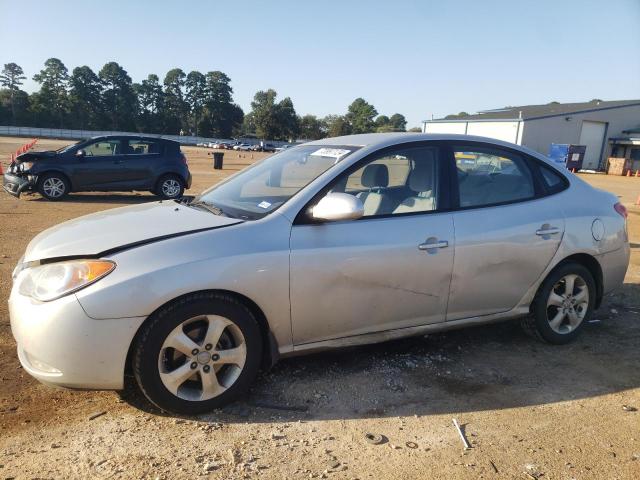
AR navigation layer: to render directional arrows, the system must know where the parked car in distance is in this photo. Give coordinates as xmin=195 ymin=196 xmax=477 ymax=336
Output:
xmin=251 ymin=143 xmax=276 ymax=152
xmin=233 ymin=143 xmax=252 ymax=151
xmin=8 ymin=133 xmax=629 ymax=414
xmin=275 ymin=144 xmax=293 ymax=152
xmin=3 ymin=135 xmax=192 ymax=201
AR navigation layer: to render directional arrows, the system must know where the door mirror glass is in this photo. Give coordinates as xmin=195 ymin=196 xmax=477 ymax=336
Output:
xmin=311 ymin=193 xmax=364 ymax=222
xmin=75 ymin=149 xmax=86 ymax=157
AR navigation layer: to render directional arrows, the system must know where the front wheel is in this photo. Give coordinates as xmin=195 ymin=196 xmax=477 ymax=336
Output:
xmin=522 ymin=262 xmax=596 ymax=344
xmin=133 ymin=292 xmax=263 ymax=414
xmin=37 ymin=173 xmax=70 ymax=201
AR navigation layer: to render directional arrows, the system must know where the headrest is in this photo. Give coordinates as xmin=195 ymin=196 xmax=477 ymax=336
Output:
xmin=408 ymin=161 xmax=433 ymax=192
xmin=361 ymin=164 xmax=389 ymax=188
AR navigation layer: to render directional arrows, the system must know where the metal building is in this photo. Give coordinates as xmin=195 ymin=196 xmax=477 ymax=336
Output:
xmin=422 ymin=100 xmax=640 ymax=170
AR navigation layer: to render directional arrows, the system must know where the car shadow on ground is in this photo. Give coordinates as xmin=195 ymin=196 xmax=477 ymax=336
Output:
xmin=120 ymin=284 xmax=640 ymax=423
xmin=24 ymin=192 xmax=173 ymax=204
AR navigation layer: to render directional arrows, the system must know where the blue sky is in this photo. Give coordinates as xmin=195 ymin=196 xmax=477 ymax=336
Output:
xmin=1 ymin=0 xmax=639 ymax=128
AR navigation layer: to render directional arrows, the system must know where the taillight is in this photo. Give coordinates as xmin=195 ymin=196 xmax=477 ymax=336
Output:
xmin=180 ymin=152 xmax=188 ymax=165
xmin=614 ymin=202 xmax=628 ymax=219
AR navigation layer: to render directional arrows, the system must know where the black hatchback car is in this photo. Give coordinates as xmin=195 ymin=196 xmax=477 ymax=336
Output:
xmin=3 ymin=135 xmax=192 ymax=201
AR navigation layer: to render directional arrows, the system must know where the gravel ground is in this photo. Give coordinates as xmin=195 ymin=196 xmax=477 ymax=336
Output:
xmin=0 ymin=137 xmax=639 ymax=479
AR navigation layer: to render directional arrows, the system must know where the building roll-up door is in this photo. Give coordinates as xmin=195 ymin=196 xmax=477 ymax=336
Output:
xmin=579 ymin=121 xmax=607 ymax=170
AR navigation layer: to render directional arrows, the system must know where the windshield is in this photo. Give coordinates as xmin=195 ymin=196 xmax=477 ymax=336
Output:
xmin=195 ymin=145 xmax=359 ymax=220
xmin=56 ymin=140 xmax=83 ymax=153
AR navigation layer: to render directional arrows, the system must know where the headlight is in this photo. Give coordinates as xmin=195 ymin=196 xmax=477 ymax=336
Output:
xmin=16 ymin=260 xmax=116 ymax=302
xmin=20 ymin=162 xmax=35 ymax=172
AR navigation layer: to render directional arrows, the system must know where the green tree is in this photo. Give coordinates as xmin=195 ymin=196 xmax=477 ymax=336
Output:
xmin=299 ymin=114 xmax=327 ymax=140
xmin=408 ymin=126 xmax=422 ymax=132
xmin=32 ymin=58 xmax=69 ymax=127
xmin=185 ymin=71 xmax=206 ymax=135
xmin=200 ymin=71 xmax=243 ymax=138
xmin=0 ymin=63 xmax=26 ymax=124
xmin=389 ymin=113 xmax=407 ymax=131
xmin=324 ymin=115 xmax=351 ymax=137
xmin=99 ymin=62 xmax=137 ymax=131
xmin=0 ymin=88 xmax=30 ymax=126
xmin=163 ymin=68 xmax=187 ymax=134
xmin=68 ymin=66 xmax=103 ymax=129
xmin=346 ymin=98 xmax=377 ymax=134
xmin=444 ymin=111 xmax=470 ymax=119
xmin=249 ymin=89 xmax=299 ymax=140
xmin=275 ymin=96 xmax=299 ymax=140
xmin=134 ymin=74 xmax=165 ymax=133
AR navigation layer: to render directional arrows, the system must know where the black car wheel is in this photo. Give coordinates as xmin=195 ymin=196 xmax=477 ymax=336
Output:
xmin=132 ymin=292 xmax=263 ymax=414
xmin=156 ymin=174 xmax=184 ymax=200
xmin=37 ymin=173 xmax=70 ymax=201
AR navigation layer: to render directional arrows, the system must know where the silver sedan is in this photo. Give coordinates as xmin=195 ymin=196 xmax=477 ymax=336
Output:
xmin=9 ymin=133 xmax=629 ymax=414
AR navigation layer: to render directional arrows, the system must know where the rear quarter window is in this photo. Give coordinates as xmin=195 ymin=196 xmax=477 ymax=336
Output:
xmin=539 ymin=164 xmax=568 ymax=194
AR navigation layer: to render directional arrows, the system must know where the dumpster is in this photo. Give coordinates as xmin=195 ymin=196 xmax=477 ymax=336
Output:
xmin=213 ymin=152 xmax=224 ymax=169
xmin=548 ymin=144 xmax=586 ymax=170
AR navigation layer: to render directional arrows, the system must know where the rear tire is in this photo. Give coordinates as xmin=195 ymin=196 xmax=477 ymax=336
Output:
xmin=156 ymin=174 xmax=184 ymax=200
xmin=133 ymin=292 xmax=263 ymax=414
xmin=37 ymin=173 xmax=70 ymax=201
xmin=522 ymin=262 xmax=595 ymax=344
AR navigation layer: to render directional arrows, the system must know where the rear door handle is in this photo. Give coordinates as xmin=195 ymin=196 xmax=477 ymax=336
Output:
xmin=418 ymin=239 xmax=449 ymax=251
xmin=536 ymin=226 xmax=560 ymax=236
xmin=114 ymin=160 xmax=124 ymax=164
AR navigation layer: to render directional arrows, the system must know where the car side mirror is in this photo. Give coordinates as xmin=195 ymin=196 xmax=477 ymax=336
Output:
xmin=76 ymin=149 xmax=86 ymax=158
xmin=311 ymin=193 xmax=364 ymax=222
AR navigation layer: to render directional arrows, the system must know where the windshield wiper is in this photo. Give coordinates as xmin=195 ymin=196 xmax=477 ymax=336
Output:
xmin=189 ymin=200 xmax=234 ymax=218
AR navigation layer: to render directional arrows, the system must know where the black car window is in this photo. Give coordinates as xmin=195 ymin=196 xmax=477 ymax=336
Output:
xmin=127 ymin=139 xmax=162 ymax=155
xmin=83 ymin=139 xmax=121 ymax=156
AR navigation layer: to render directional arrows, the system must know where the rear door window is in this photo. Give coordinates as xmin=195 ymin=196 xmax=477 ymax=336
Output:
xmin=126 ymin=139 xmax=162 ymax=155
xmin=453 ymin=146 xmax=535 ymax=208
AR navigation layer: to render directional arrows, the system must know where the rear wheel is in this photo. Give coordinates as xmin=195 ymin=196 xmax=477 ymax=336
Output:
xmin=156 ymin=174 xmax=184 ymax=200
xmin=37 ymin=173 xmax=70 ymax=201
xmin=522 ymin=262 xmax=595 ymax=344
xmin=133 ymin=292 xmax=262 ymax=414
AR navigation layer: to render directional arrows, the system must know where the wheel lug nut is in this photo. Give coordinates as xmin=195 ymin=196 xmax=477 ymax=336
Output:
xmin=212 ymin=354 xmax=220 ymax=361
xmin=190 ymin=362 xmax=197 ymax=369
xmin=191 ymin=348 xmax=199 ymax=355
xmin=203 ymin=365 xmax=210 ymax=373
xmin=205 ymin=344 xmax=212 ymax=351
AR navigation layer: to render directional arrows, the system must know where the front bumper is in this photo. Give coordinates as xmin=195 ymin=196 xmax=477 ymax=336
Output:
xmin=9 ymin=287 xmax=145 ymax=390
xmin=3 ymin=172 xmax=35 ymax=198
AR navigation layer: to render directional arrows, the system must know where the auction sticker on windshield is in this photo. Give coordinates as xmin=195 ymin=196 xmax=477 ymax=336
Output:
xmin=311 ymin=148 xmax=352 ymax=161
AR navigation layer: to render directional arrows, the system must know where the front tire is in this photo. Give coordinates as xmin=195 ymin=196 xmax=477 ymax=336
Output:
xmin=522 ymin=262 xmax=595 ymax=344
xmin=133 ymin=292 xmax=263 ymax=414
xmin=37 ymin=173 xmax=70 ymax=201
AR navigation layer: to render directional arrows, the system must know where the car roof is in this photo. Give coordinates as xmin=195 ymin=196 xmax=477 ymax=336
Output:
xmin=87 ymin=134 xmax=179 ymax=144
xmin=305 ymin=132 xmax=557 ymax=167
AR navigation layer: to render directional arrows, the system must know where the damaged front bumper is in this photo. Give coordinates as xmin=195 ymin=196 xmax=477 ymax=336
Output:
xmin=3 ymin=171 xmax=36 ymax=198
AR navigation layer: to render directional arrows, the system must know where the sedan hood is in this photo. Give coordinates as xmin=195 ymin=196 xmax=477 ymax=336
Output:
xmin=24 ymin=201 xmax=243 ymax=262
xmin=16 ymin=151 xmax=57 ymax=162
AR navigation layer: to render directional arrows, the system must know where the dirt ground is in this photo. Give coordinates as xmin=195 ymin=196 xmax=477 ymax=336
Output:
xmin=0 ymin=136 xmax=638 ymax=480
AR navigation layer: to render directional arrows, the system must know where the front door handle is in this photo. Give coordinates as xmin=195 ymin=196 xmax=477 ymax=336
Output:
xmin=114 ymin=160 xmax=124 ymax=165
xmin=418 ymin=238 xmax=449 ymax=251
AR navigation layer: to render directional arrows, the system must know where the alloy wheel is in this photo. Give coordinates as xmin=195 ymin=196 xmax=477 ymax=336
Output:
xmin=43 ymin=177 xmax=66 ymax=198
xmin=157 ymin=315 xmax=247 ymax=401
xmin=161 ymin=179 xmax=181 ymax=198
xmin=545 ymin=273 xmax=589 ymax=334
